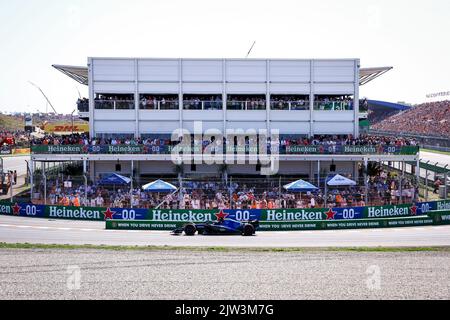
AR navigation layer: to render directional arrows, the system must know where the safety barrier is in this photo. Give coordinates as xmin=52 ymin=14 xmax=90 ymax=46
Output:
xmin=1 ymin=199 xmax=449 ymax=221
xmin=1 ymin=199 xmax=449 ymax=231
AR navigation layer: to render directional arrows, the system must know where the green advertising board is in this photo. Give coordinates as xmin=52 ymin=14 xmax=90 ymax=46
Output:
xmin=105 ymin=216 xmax=449 ymax=232
xmin=31 ymin=144 xmax=419 ymax=155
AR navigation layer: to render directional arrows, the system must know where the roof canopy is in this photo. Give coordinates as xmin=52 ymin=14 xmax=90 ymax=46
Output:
xmin=359 ymin=67 xmax=393 ymax=86
xmin=53 ymin=64 xmax=393 ymax=87
xmin=53 ymin=65 xmax=89 ymax=85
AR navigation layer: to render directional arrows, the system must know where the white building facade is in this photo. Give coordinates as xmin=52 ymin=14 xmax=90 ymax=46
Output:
xmin=87 ymin=58 xmax=360 ymax=138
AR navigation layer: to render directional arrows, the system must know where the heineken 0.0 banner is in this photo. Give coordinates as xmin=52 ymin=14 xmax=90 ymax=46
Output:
xmin=31 ymin=144 xmax=419 ymax=155
xmin=1 ymin=200 xmax=449 ymax=222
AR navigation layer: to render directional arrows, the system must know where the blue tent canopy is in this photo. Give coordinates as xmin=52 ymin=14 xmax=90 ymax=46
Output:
xmin=283 ymin=179 xmax=318 ymax=192
xmin=98 ymin=173 xmax=131 ymax=186
xmin=142 ymin=180 xmax=177 ymax=193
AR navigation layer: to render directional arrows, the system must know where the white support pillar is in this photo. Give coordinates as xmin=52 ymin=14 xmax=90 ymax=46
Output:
xmin=134 ymin=58 xmax=139 ymax=138
xmin=223 ymin=59 xmax=227 ymax=135
xmin=30 ymin=159 xmax=34 ymax=202
xmin=179 ymin=59 xmax=184 ymax=132
xmin=416 ymin=157 xmax=421 ymax=202
xmin=364 ymin=157 xmax=369 ymax=205
xmin=88 ymin=58 xmax=95 ymax=138
xmin=130 ymin=160 xmax=134 ymax=208
xmin=354 ymin=59 xmax=360 ymax=138
xmin=317 ymin=160 xmax=321 ymax=189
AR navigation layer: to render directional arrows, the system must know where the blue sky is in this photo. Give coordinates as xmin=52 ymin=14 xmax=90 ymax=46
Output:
xmin=0 ymin=0 xmax=449 ymax=114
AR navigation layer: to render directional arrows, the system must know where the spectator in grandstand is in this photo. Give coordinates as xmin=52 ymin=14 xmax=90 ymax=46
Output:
xmin=434 ymin=179 xmax=442 ymax=194
xmin=372 ymin=100 xmax=450 ymax=138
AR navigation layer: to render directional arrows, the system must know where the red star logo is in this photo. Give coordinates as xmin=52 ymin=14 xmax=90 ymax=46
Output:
xmin=325 ymin=208 xmax=337 ymax=220
xmin=103 ymin=208 xmax=116 ymax=220
xmin=12 ymin=203 xmax=21 ymax=215
xmin=215 ymin=210 xmax=229 ymax=221
xmin=82 ymin=145 xmax=89 ymax=153
xmin=410 ymin=204 xmax=418 ymax=216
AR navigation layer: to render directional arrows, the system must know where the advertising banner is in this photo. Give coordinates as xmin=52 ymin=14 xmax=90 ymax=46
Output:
xmin=31 ymin=144 xmax=420 ymax=156
xmin=44 ymin=123 xmax=89 ymax=134
xmin=0 ymin=147 xmax=12 ymax=155
xmin=12 ymin=148 xmax=31 ymax=155
xmin=0 ymin=202 xmax=46 ymax=218
xmin=105 ymin=216 xmax=449 ymax=232
xmin=1 ymin=200 xmax=448 ymax=223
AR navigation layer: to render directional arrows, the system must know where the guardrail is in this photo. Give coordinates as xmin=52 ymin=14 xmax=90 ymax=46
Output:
xmin=30 ymin=144 xmax=420 ymax=155
xmin=1 ymin=200 xmax=449 ymax=231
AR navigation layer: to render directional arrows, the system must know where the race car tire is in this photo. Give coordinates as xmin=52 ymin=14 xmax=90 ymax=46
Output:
xmin=243 ymin=224 xmax=255 ymax=237
xmin=184 ymin=224 xmax=197 ymax=236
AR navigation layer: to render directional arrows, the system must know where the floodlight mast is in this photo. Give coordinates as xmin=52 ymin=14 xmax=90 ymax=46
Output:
xmin=246 ymin=41 xmax=256 ymax=58
xmin=28 ymin=81 xmax=58 ymax=114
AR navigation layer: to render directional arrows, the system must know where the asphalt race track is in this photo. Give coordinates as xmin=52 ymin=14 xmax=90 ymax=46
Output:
xmin=1 ymin=215 xmax=449 ymax=300
xmin=1 ymin=215 xmax=450 ymax=248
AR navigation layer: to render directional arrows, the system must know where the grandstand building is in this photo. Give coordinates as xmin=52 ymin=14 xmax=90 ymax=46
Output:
xmin=32 ymin=59 xmax=415 ymax=183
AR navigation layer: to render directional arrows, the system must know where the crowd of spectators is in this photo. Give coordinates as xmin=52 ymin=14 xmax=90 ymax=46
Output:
xmin=1 ymin=130 xmax=30 ymax=149
xmin=94 ymin=94 xmax=135 ymax=110
xmin=140 ymin=95 xmax=179 ymax=110
xmin=227 ymin=96 xmax=266 ymax=110
xmin=31 ymin=134 xmax=176 ymax=148
xmin=37 ymin=169 xmax=417 ymax=210
xmin=30 ymin=133 xmax=418 ymax=149
xmin=314 ymin=95 xmax=354 ymax=111
xmin=183 ymin=96 xmax=223 ymax=110
xmin=372 ymin=100 xmax=450 ymax=138
xmin=76 ymin=98 xmax=89 ymax=113
xmin=271 ymin=96 xmax=309 ymax=110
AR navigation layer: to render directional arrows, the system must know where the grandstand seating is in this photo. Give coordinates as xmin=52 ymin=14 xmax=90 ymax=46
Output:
xmin=372 ymin=100 xmax=450 ymax=138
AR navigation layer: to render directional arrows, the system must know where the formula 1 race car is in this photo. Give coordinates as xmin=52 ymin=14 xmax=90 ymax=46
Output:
xmin=172 ymin=218 xmax=260 ymax=237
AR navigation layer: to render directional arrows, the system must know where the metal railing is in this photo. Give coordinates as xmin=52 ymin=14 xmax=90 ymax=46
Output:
xmin=95 ymin=100 xmax=135 ymax=110
xmin=140 ymin=100 xmax=179 ymax=110
xmin=183 ymin=100 xmax=223 ymax=110
xmin=270 ymin=101 xmax=310 ymax=111
xmin=314 ymin=101 xmax=353 ymax=111
xmin=227 ymin=101 xmax=266 ymax=111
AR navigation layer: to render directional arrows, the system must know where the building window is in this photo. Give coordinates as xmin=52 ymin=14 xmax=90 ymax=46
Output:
xmin=183 ymin=95 xmax=223 ymax=110
xmin=94 ymin=94 xmax=135 ymax=110
xmin=227 ymin=95 xmax=266 ymax=110
xmin=314 ymin=95 xmax=354 ymax=111
xmin=270 ymin=95 xmax=310 ymax=111
xmin=140 ymin=95 xmax=179 ymax=110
